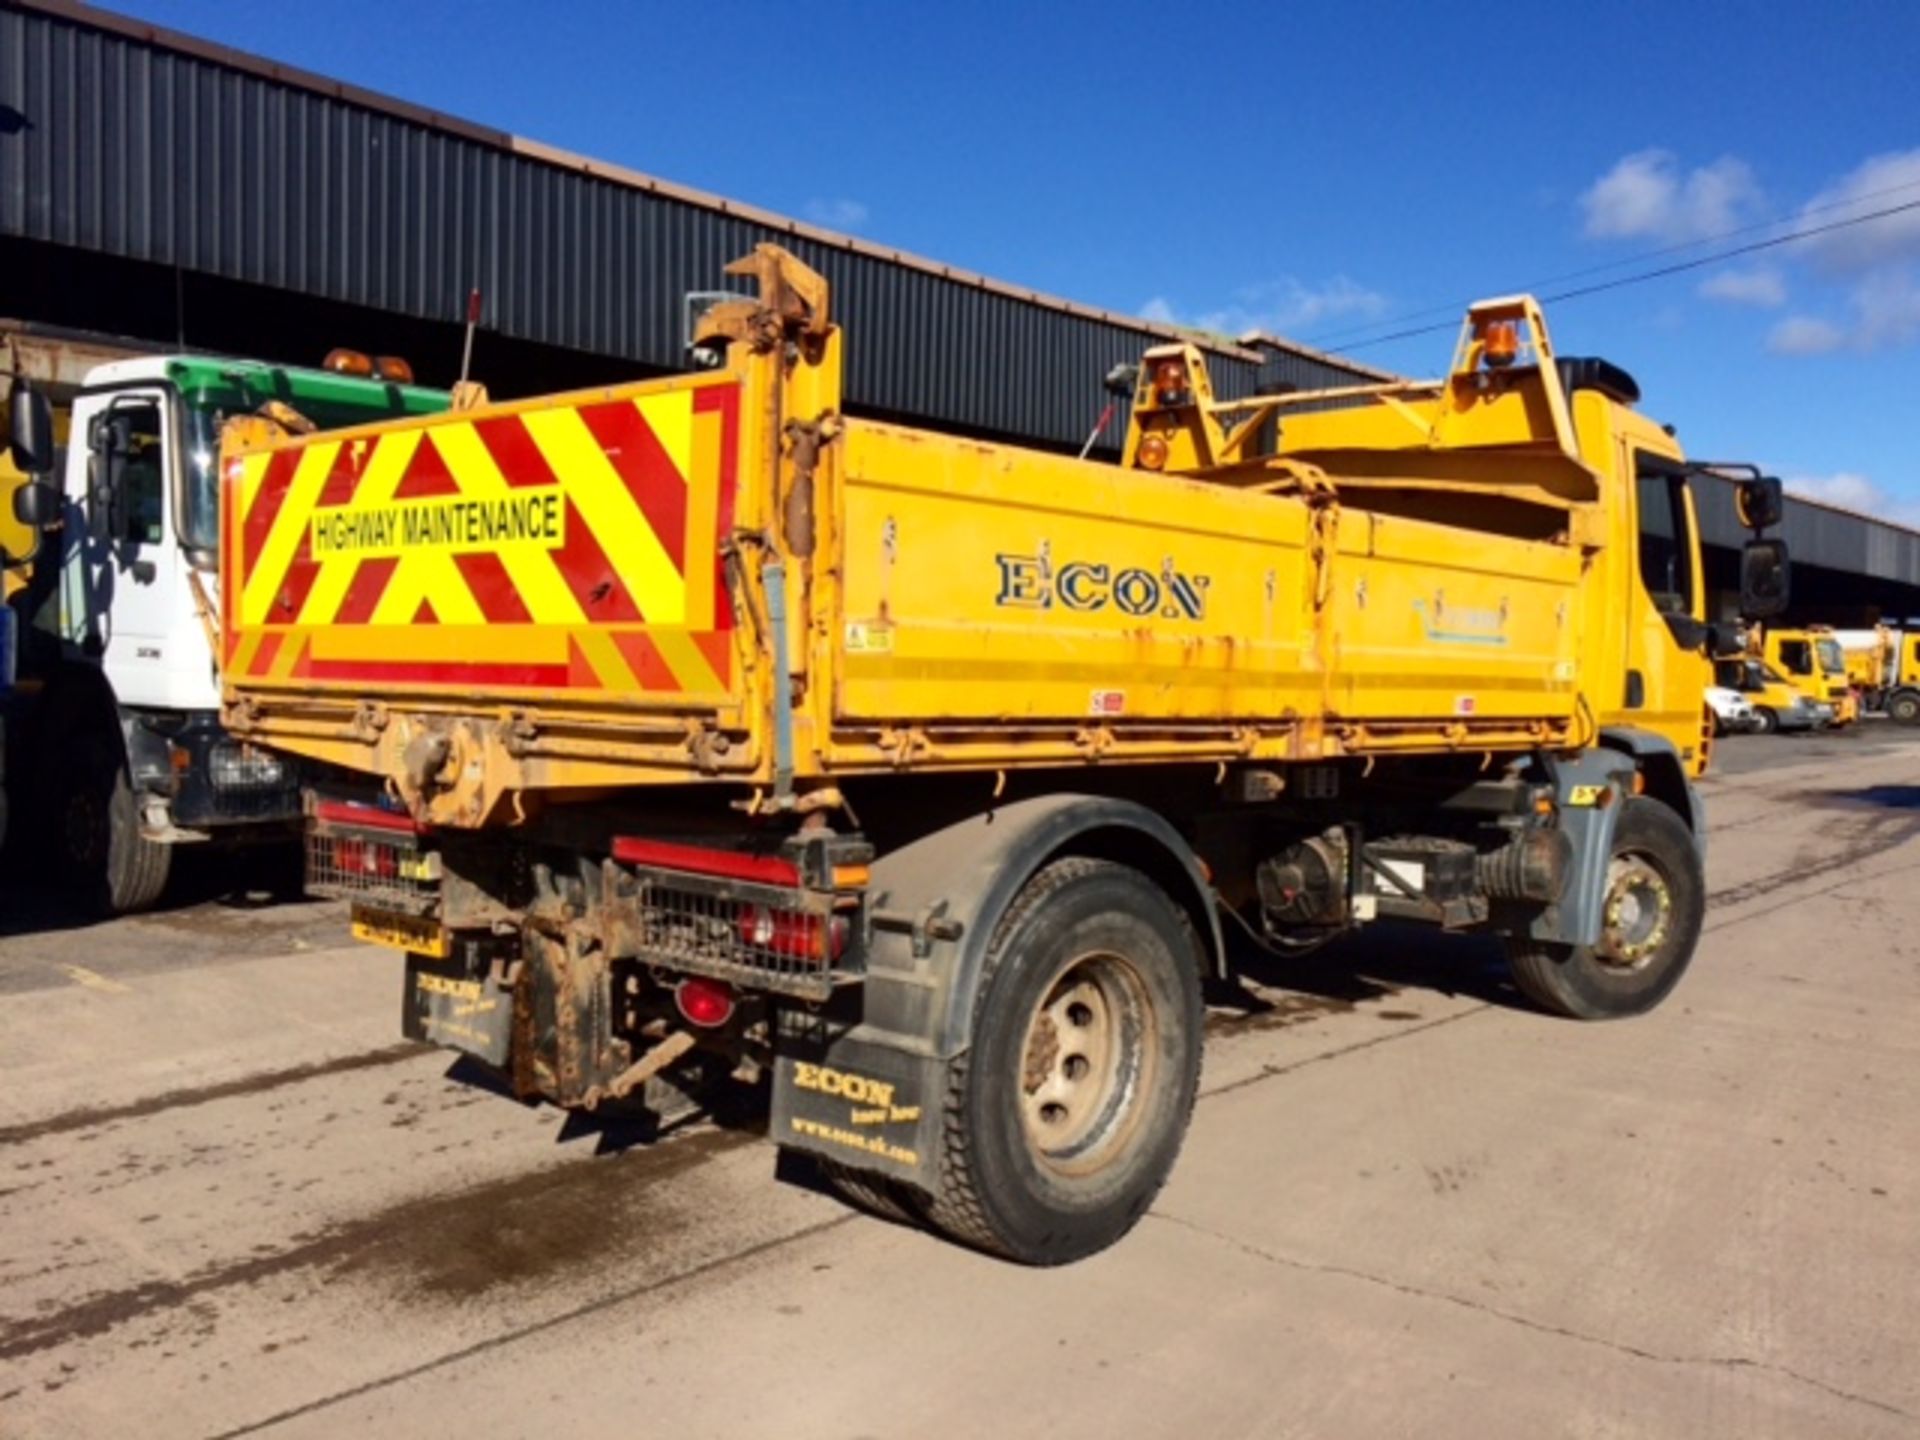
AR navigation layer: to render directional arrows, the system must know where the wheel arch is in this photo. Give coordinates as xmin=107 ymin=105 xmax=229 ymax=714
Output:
xmin=868 ymin=794 xmax=1223 ymax=1058
xmin=20 ymin=659 xmax=127 ymax=803
xmin=35 ymin=657 xmax=122 ymax=738
xmin=1599 ymin=727 xmax=1704 ymax=839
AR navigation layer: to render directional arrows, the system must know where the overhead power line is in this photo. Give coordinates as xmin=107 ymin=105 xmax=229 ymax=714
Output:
xmin=1327 ymin=195 xmax=1920 ymax=355
xmin=1300 ymin=171 xmax=1920 ymax=352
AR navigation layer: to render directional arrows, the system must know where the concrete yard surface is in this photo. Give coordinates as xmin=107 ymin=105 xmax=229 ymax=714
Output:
xmin=2 ymin=728 xmax=1917 ymax=1438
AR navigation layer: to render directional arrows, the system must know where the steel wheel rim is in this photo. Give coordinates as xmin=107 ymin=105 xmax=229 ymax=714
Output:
xmin=1596 ymin=853 xmax=1672 ymax=971
xmin=1017 ymin=950 xmax=1156 ymax=1177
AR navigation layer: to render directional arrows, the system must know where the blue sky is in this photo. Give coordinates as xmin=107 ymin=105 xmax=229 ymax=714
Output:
xmin=120 ymin=0 xmax=1920 ymax=515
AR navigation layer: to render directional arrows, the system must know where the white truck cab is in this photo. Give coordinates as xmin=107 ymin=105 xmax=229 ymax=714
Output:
xmin=11 ymin=352 xmax=444 ymax=912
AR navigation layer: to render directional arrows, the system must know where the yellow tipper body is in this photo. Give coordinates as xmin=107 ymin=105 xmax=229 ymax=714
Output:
xmin=220 ymin=250 xmax=1707 ymax=827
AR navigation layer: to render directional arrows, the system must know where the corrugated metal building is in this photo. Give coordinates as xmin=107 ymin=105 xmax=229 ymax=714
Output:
xmin=3 ymin=0 xmax=1918 ymax=618
xmin=0 ymin=0 xmax=1391 ymax=456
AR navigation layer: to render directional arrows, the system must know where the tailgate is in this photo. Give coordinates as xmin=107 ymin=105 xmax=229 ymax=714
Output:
xmin=221 ymin=375 xmax=745 ymax=716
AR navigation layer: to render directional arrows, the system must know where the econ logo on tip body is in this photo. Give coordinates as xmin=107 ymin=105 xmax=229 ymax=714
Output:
xmin=223 ymin=382 xmax=742 ymax=702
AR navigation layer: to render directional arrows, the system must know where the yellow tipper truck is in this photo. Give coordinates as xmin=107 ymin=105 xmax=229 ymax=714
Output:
xmin=219 ymin=248 xmax=1787 ymax=1263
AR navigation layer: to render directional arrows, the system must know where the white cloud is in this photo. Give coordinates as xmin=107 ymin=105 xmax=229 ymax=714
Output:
xmin=1796 ymin=148 xmax=1920 ymax=274
xmin=1768 ymin=315 xmax=1847 ymax=354
xmin=1787 ymin=472 xmax=1882 ymax=511
xmin=1699 ymin=265 xmax=1786 ymax=307
xmin=1142 ymin=277 xmax=1388 ymax=338
xmin=803 ymin=197 xmax=869 ymax=230
xmin=1787 ymin=472 xmax=1920 ymax=528
xmin=1850 ymin=267 xmax=1920 ymax=349
xmin=1581 ymin=149 xmax=1761 ymax=242
xmin=1757 ymin=150 xmax=1920 ymax=356
xmin=1767 ymin=271 xmax=1920 ymax=356
xmin=1575 ymin=147 xmax=1920 ymax=358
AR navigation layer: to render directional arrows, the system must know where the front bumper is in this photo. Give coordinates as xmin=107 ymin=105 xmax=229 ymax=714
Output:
xmin=1780 ymin=702 xmax=1835 ymax=731
xmin=125 ymin=710 xmax=304 ymax=831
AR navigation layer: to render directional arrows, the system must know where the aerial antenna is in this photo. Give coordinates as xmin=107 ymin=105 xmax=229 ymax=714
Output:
xmin=458 ymin=287 xmax=482 ymax=386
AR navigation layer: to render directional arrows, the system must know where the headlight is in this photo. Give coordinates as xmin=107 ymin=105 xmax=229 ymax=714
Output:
xmin=209 ymin=741 xmax=287 ymax=790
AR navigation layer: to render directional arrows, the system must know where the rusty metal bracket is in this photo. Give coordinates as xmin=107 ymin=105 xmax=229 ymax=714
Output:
xmin=685 ymin=723 xmax=734 ymax=773
xmin=585 ymin=1029 xmax=698 ymax=1110
xmin=781 ymin=411 xmax=842 ymax=559
xmin=869 ymin=899 xmax=964 ymax=960
xmin=693 ymin=244 xmax=833 ymax=358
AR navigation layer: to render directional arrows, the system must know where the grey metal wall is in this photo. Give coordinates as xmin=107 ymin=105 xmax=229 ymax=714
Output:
xmin=0 ymin=1 xmax=1376 ymax=450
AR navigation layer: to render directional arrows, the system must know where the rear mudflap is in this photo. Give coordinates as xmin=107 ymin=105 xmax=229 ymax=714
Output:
xmin=771 ymin=1009 xmax=945 ymax=1192
xmin=404 ymin=946 xmax=514 ymax=1067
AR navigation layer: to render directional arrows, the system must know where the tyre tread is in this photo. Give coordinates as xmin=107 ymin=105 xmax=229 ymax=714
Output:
xmin=919 ymin=856 xmax=1202 ymax=1262
xmin=819 ymin=1159 xmax=926 ymax=1228
xmin=105 ymin=768 xmax=171 ymax=915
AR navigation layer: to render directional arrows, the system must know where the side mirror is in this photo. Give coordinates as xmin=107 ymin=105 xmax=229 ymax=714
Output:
xmin=8 ymin=378 xmax=54 ymax=476
xmin=1103 ymin=362 xmax=1141 ymax=398
xmin=1741 ymin=538 xmax=1790 ymax=619
xmin=87 ymin=409 xmax=137 ymax=540
xmin=1736 ymin=475 xmax=1785 ymax=532
xmin=11 ymin=477 xmax=59 ymax=530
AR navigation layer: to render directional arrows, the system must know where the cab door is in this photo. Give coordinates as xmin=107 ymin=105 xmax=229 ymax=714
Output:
xmin=1622 ymin=449 xmax=1709 ymax=759
xmin=66 ymin=389 xmax=182 ymax=708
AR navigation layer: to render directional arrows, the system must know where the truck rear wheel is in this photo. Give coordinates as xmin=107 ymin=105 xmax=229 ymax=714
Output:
xmin=1505 ymin=798 xmax=1703 ymax=1021
xmin=921 ymin=857 xmax=1203 ymax=1265
xmin=1889 ymin=691 xmax=1920 ymax=726
xmin=60 ymin=751 xmax=171 ymax=916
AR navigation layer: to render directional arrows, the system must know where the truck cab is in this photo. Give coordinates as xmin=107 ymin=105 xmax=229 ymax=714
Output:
xmin=13 ymin=353 xmax=445 ymax=912
xmin=1754 ymin=627 xmax=1854 ymax=727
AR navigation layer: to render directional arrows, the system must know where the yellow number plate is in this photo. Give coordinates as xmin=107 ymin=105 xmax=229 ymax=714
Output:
xmin=351 ymin=905 xmax=450 ymax=958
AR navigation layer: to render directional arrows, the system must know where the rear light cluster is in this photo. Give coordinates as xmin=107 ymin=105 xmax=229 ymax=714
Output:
xmin=334 ymin=835 xmax=398 ymax=879
xmin=306 ymin=801 xmax=435 ymax=912
xmin=609 ymin=833 xmax=867 ymax=1002
xmin=735 ymin=903 xmax=850 ymax=961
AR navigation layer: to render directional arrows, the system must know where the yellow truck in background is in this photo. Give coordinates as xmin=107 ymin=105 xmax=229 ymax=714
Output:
xmin=218 ymin=248 xmax=1787 ymax=1264
xmin=1747 ymin=626 xmax=1851 ymax=728
xmin=1839 ymin=624 xmax=1920 ymax=723
xmin=1839 ymin=625 xmax=1891 ymax=705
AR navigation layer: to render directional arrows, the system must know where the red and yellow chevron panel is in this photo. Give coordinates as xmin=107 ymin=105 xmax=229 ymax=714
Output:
xmin=222 ymin=381 xmax=742 ymax=705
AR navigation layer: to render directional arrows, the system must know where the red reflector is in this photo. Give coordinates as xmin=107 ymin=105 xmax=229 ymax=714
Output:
xmin=611 ymin=836 xmax=800 ymax=886
xmin=314 ymin=800 xmax=421 ymax=835
xmin=675 ymin=977 xmax=737 ymax=1029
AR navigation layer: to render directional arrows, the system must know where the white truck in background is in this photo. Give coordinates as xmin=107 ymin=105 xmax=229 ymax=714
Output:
xmin=5 ymin=330 xmax=446 ymax=912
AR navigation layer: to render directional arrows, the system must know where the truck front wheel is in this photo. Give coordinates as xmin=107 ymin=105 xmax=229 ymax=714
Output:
xmin=1504 ymin=798 xmax=1703 ymax=1021
xmin=922 ymin=857 xmax=1203 ymax=1265
xmin=59 ymin=751 xmax=172 ymax=916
